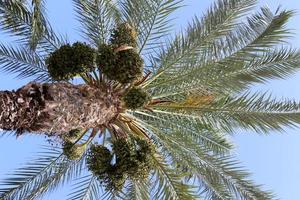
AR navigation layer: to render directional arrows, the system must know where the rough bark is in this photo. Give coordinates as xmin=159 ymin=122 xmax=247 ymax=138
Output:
xmin=0 ymin=82 xmax=121 ymax=135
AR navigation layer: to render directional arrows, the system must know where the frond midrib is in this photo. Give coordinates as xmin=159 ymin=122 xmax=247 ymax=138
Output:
xmin=0 ymin=152 xmax=64 ymax=199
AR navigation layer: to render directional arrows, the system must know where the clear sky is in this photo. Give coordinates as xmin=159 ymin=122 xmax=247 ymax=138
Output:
xmin=0 ymin=0 xmax=300 ymax=199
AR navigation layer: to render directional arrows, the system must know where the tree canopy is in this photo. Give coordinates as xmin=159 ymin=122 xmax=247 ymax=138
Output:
xmin=0 ymin=0 xmax=300 ymax=199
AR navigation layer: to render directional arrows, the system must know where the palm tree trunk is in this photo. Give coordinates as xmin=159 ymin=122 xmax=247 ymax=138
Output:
xmin=0 ymin=82 xmax=120 ymax=135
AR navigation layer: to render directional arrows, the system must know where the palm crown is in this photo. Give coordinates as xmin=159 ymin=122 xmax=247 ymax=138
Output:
xmin=0 ymin=0 xmax=300 ymax=199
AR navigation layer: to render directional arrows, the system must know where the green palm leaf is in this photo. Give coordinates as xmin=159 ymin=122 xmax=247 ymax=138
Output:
xmin=73 ymin=0 xmax=120 ymax=48
xmin=0 ymin=0 xmax=31 ymax=39
xmin=0 ymin=146 xmax=61 ymax=199
xmin=119 ymin=0 xmax=183 ymax=55
xmin=0 ymin=43 xmax=49 ymax=81
xmin=136 ymin=120 xmax=273 ymax=199
xmin=131 ymin=111 xmax=233 ymax=154
xmin=145 ymin=8 xmax=295 ymax=97
xmin=214 ymin=48 xmax=300 ymax=92
xmin=0 ymin=0 xmax=62 ymax=52
xmin=30 ymin=0 xmax=47 ymax=50
xmin=126 ymin=180 xmax=150 ymax=200
xmin=0 ymin=145 xmax=85 ymax=200
xmin=23 ymin=159 xmax=81 ymax=200
xmin=150 ymin=152 xmax=196 ymax=200
xmin=67 ymin=174 xmax=103 ymax=200
xmin=143 ymin=0 xmax=257 ymax=87
xmin=152 ymin=92 xmax=300 ymax=133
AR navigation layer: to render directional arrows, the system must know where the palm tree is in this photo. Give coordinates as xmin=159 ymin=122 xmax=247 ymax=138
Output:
xmin=0 ymin=0 xmax=299 ymax=199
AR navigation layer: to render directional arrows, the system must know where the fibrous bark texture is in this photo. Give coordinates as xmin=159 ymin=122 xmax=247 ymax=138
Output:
xmin=0 ymin=82 xmax=120 ymax=135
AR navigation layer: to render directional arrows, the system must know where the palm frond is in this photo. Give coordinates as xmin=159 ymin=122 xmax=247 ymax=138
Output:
xmin=150 ymin=153 xmax=196 ymax=200
xmin=214 ymin=48 xmax=300 ymax=92
xmin=131 ymin=110 xmax=233 ymax=154
xmin=143 ymin=0 xmax=256 ymax=87
xmin=0 ymin=146 xmax=61 ymax=199
xmin=0 ymin=146 xmax=84 ymax=200
xmin=119 ymin=0 xmax=183 ymax=55
xmin=0 ymin=0 xmax=62 ymax=52
xmin=126 ymin=180 xmax=150 ymax=200
xmin=24 ymin=158 xmax=83 ymax=200
xmin=30 ymin=0 xmax=47 ymax=50
xmin=0 ymin=43 xmax=49 ymax=81
xmin=73 ymin=0 xmax=120 ymax=48
xmin=67 ymin=174 xmax=103 ymax=200
xmin=150 ymin=46 xmax=298 ymax=100
xmin=135 ymin=120 xmax=274 ymax=200
xmin=197 ymin=8 xmax=295 ymax=92
xmin=0 ymin=0 xmax=31 ymax=37
xmin=134 ymin=120 xmax=230 ymax=199
xmin=214 ymin=8 xmax=293 ymax=58
xmin=145 ymin=8 xmax=295 ymax=97
xmin=152 ymin=92 xmax=300 ymax=133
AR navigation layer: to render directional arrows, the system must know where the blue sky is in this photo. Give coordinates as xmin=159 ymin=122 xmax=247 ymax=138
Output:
xmin=0 ymin=0 xmax=300 ymax=199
